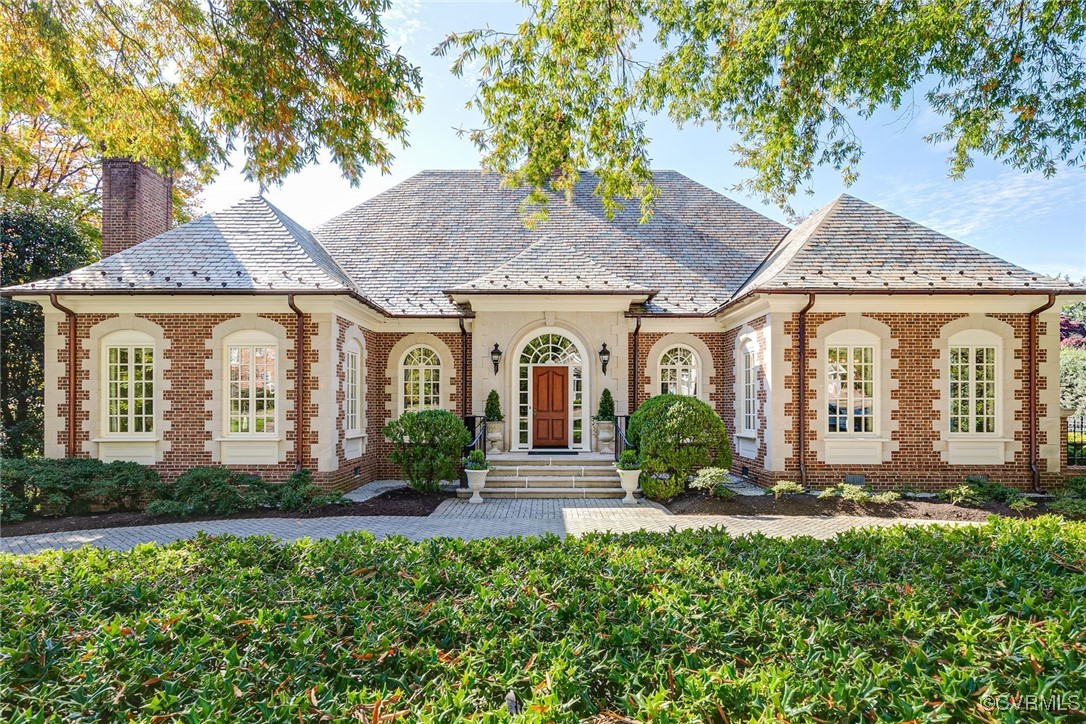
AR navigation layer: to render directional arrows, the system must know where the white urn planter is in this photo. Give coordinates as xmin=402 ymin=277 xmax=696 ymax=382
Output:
xmin=465 ymin=468 xmax=488 ymax=504
xmin=617 ymin=469 xmax=640 ymax=504
xmin=485 ymin=420 xmax=504 ymax=453
xmin=595 ymin=421 xmax=616 ymax=455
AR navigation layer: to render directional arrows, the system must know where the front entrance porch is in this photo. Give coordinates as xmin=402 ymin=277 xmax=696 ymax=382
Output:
xmin=458 ymin=451 xmax=628 ymax=499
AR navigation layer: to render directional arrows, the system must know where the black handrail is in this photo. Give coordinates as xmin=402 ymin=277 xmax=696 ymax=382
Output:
xmin=1069 ymin=416 xmax=1086 ymax=467
xmin=614 ymin=415 xmax=631 ymax=461
xmin=460 ymin=415 xmax=488 ymax=487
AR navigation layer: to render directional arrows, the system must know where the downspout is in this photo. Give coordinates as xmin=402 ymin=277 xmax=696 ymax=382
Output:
xmin=458 ymin=318 xmax=469 ymax=420
xmin=631 ymin=317 xmax=642 ymax=411
xmin=48 ymin=294 xmax=77 ymax=458
xmin=1028 ymin=293 xmax=1056 ymax=492
xmin=287 ymin=295 xmax=306 ymax=471
xmin=796 ymin=294 xmax=816 ymax=487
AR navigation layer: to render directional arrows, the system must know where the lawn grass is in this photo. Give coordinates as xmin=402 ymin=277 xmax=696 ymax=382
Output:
xmin=2 ymin=517 xmax=1084 ymax=721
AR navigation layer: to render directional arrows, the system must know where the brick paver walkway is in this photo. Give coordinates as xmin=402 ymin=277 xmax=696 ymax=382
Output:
xmin=0 ymin=497 xmax=970 ymax=556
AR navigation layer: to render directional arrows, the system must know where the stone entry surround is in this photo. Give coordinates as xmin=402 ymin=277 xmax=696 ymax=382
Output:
xmin=1 ymin=496 xmax=971 ymax=556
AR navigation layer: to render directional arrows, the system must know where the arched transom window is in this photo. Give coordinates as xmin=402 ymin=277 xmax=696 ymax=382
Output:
xmin=402 ymin=345 xmax=442 ymax=412
xmin=517 ymin=333 xmax=584 ymax=448
xmin=659 ymin=345 xmax=699 ymax=397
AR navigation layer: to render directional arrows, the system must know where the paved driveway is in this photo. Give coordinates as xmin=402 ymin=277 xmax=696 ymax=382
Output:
xmin=0 ymin=497 xmax=969 ymax=556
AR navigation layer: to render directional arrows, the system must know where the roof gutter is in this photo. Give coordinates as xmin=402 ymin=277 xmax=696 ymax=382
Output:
xmin=458 ymin=318 xmax=469 ymax=421
xmin=1028 ymin=293 xmax=1057 ymax=492
xmin=48 ymin=294 xmax=77 ymax=458
xmin=287 ymin=294 xmax=306 ymax=471
xmin=796 ymin=294 xmax=816 ymax=487
xmin=2 ymin=287 xmax=395 ymax=318
xmin=631 ymin=317 xmax=642 ymax=412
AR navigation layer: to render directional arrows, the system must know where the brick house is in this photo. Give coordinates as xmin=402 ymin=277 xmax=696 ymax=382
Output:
xmin=3 ymin=160 xmax=1081 ymax=494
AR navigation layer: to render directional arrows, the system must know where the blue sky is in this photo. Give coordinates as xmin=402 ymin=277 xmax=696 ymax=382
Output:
xmin=204 ymin=0 xmax=1086 ymax=281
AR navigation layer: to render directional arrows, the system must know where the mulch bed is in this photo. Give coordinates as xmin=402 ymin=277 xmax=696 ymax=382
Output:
xmin=665 ymin=491 xmax=1050 ymax=522
xmin=1 ymin=488 xmax=454 ymax=538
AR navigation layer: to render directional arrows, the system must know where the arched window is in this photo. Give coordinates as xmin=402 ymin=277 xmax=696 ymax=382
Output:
xmin=659 ymin=346 xmax=699 ymax=397
xmin=948 ymin=330 xmax=1000 ymax=435
xmin=101 ymin=329 xmax=155 ymax=436
xmin=739 ymin=343 xmax=756 ymax=434
xmin=401 ymin=345 xmax=442 ymax=412
xmin=825 ymin=330 xmax=877 ymax=435
xmin=345 ymin=340 xmax=363 ymax=434
xmin=225 ymin=330 xmax=279 ymax=436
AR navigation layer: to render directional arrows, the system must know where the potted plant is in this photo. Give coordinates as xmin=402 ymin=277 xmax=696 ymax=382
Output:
xmin=615 ymin=449 xmax=641 ymax=504
xmin=593 ymin=388 xmax=617 ymax=454
xmin=484 ymin=390 xmax=504 ymax=453
xmin=463 ymin=449 xmax=490 ymax=504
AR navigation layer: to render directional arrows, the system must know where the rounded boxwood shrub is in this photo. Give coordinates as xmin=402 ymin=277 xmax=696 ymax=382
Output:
xmin=628 ymin=394 xmax=731 ymax=499
xmin=383 ymin=409 xmax=470 ymax=493
xmin=145 ymin=467 xmax=268 ymax=518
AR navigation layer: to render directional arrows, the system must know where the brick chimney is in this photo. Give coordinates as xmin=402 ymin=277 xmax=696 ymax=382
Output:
xmin=101 ymin=158 xmax=173 ymax=257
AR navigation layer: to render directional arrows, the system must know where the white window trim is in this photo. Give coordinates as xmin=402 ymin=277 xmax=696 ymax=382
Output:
xmin=658 ymin=344 xmax=701 ymax=398
xmin=738 ymin=342 xmax=757 ymax=436
xmin=823 ymin=328 xmax=880 ymax=439
xmin=99 ymin=329 xmax=158 ymax=442
xmin=222 ymin=329 xmax=281 ymax=440
xmin=400 ymin=344 xmax=443 ymax=414
xmin=946 ymin=328 xmax=1002 ymax=440
xmin=345 ymin=342 xmax=363 ymax=437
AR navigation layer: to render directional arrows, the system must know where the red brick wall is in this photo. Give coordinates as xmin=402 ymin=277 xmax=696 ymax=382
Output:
xmin=777 ymin=312 xmax=1059 ymax=491
xmin=101 ymin=159 xmax=172 ymax=257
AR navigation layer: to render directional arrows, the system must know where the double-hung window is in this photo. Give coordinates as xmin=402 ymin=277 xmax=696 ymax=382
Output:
xmin=103 ymin=333 xmax=155 ymax=436
xmin=950 ymin=343 xmax=997 ymax=434
xmin=739 ymin=344 xmax=756 ymax=434
xmin=227 ymin=335 xmax=278 ymax=436
xmin=826 ymin=343 xmax=876 ymax=434
xmin=345 ymin=344 xmax=362 ymax=434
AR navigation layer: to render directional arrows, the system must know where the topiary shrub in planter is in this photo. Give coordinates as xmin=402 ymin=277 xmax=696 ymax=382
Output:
xmin=383 ymin=409 xmax=471 ymax=493
xmin=484 ymin=390 xmax=503 ymax=421
xmin=627 ymin=394 xmax=731 ymax=498
xmin=145 ymin=467 xmax=269 ymax=518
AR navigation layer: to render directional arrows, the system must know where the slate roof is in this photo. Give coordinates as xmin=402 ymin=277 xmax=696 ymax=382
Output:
xmin=3 ymin=196 xmax=364 ymax=298
xmin=5 ymin=173 xmax=1075 ymax=316
xmin=315 ymin=170 xmax=788 ymax=315
xmin=446 ymin=235 xmax=654 ymax=295
xmin=737 ymin=194 xmax=1076 ymax=297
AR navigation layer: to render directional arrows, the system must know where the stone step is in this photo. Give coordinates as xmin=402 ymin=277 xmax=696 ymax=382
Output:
xmin=486 ymin=455 xmax=614 ymax=467
xmin=484 ymin=475 xmax=621 ymax=489
xmin=489 ymin=464 xmax=617 ymax=477
xmin=456 ymin=487 xmax=633 ymax=499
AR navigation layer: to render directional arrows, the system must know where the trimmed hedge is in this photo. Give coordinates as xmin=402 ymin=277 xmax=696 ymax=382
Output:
xmin=1 ymin=460 xmax=345 ymax=522
xmin=1 ymin=518 xmax=1083 ymax=720
xmin=0 ymin=458 xmax=159 ymax=521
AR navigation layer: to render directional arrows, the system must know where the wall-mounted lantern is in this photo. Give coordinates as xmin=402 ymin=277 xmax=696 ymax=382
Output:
xmin=491 ymin=343 xmax=503 ymax=374
xmin=598 ymin=343 xmax=611 ymax=375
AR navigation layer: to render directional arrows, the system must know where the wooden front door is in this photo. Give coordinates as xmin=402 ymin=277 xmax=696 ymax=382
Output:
xmin=532 ymin=366 xmax=569 ymax=447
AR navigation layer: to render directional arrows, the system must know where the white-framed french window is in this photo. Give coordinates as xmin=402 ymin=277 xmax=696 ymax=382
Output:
xmin=100 ymin=329 xmax=156 ymax=439
xmin=659 ymin=345 xmax=700 ymax=397
xmin=224 ymin=330 xmax=280 ymax=438
xmin=739 ymin=343 xmax=756 ymax=435
xmin=401 ymin=345 xmax=442 ymax=412
xmin=947 ymin=329 xmax=1000 ymax=437
xmin=345 ymin=343 xmax=362 ymax=435
xmin=824 ymin=329 xmax=878 ymax=437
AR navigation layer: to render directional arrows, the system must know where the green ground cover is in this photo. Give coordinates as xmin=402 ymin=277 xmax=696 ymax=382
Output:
xmin=2 ymin=517 xmax=1083 ymax=721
